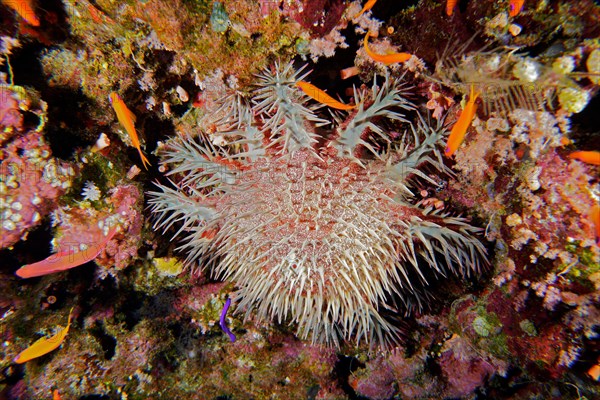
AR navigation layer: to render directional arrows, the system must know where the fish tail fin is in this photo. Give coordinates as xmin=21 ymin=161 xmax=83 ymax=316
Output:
xmin=138 ymin=148 xmax=151 ymax=170
xmin=67 ymin=307 xmax=75 ymax=327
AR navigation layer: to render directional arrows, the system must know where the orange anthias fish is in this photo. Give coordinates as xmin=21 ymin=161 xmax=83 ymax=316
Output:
xmin=14 ymin=308 xmax=74 ymax=364
xmin=354 ymin=0 xmax=377 ymax=19
xmin=364 ymin=33 xmax=412 ymax=65
xmin=569 ymin=150 xmax=600 ymax=165
xmin=109 ymin=92 xmax=151 ymax=169
xmin=87 ymin=3 xmax=115 ymax=25
xmin=15 ymin=226 xmax=117 ymax=278
xmin=445 ymin=85 xmax=479 ymax=157
xmin=588 ymin=356 xmax=600 ymax=381
xmin=590 ymin=205 xmax=600 ymax=245
xmin=296 ymin=81 xmax=356 ymax=111
xmin=53 ymin=389 xmax=62 ymax=400
xmin=446 ymin=0 xmax=457 ymax=16
xmin=2 ymin=0 xmax=40 ymax=26
xmin=509 ymin=0 xmax=525 ymax=17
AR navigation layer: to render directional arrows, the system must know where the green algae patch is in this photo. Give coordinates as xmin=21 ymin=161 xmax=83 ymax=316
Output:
xmin=473 ymin=316 xmax=494 ymax=337
xmin=519 ymin=319 xmax=538 ymax=337
xmin=563 ymin=241 xmax=600 ymax=289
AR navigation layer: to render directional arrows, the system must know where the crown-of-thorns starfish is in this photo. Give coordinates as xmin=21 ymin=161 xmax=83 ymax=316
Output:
xmin=149 ymin=62 xmax=487 ymax=347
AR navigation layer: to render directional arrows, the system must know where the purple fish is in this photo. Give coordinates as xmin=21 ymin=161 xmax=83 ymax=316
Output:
xmin=220 ymin=298 xmax=236 ymax=342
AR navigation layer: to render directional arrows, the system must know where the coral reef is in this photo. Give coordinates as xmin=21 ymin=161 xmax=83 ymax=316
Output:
xmin=0 ymin=83 xmax=75 ymax=249
xmin=1 ymin=0 xmax=599 ymax=399
xmin=50 ymin=183 xmax=144 ymax=277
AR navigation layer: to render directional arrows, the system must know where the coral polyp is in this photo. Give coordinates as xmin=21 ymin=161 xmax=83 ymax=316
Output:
xmin=150 ymin=62 xmax=487 ymax=346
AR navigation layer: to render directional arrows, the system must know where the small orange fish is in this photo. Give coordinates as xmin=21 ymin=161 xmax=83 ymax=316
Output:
xmin=569 ymin=150 xmax=600 ymax=165
xmin=588 ymin=356 xmax=600 ymax=381
xmin=354 ymin=0 xmax=377 ymax=19
xmin=509 ymin=0 xmax=525 ymax=17
xmin=2 ymin=0 xmax=40 ymax=26
xmin=296 ymin=81 xmax=356 ymax=111
xmin=446 ymin=0 xmax=458 ymax=16
xmin=14 ymin=308 xmax=74 ymax=364
xmin=591 ymin=205 xmax=600 ymax=245
xmin=87 ymin=4 xmax=103 ymax=24
xmin=53 ymin=389 xmax=62 ymax=400
xmin=87 ymin=2 xmax=115 ymax=25
xmin=109 ymin=92 xmax=151 ymax=169
xmin=15 ymin=227 xmax=117 ymax=278
xmin=445 ymin=85 xmax=479 ymax=157
xmin=559 ymin=136 xmax=572 ymax=147
xmin=363 ymin=33 xmax=412 ymax=65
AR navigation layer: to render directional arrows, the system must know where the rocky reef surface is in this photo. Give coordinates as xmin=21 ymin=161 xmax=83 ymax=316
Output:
xmin=0 ymin=1 xmax=599 ymax=399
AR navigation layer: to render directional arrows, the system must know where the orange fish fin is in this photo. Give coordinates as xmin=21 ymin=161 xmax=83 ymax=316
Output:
xmin=124 ymin=106 xmax=137 ymax=123
xmin=138 ymin=148 xmax=151 ymax=170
